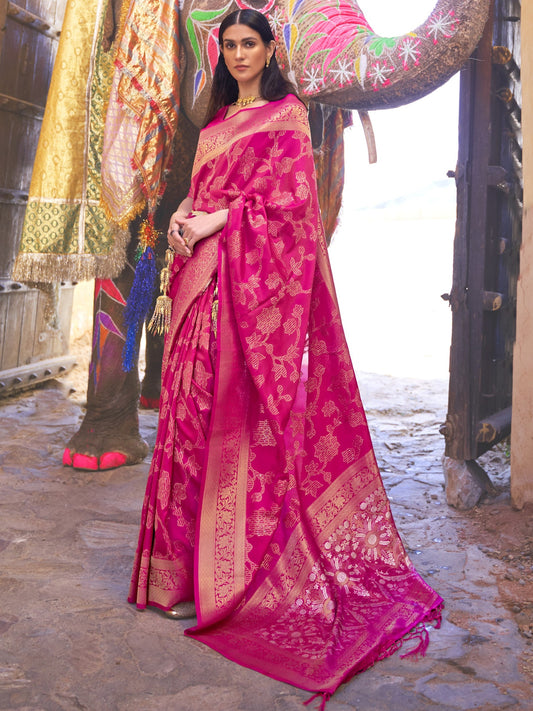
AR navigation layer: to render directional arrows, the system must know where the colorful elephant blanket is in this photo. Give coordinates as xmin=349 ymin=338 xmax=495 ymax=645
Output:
xmin=128 ymin=94 xmax=442 ymax=697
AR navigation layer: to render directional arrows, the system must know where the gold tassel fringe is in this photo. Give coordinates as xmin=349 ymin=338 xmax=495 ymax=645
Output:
xmin=148 ymin=247 xmax=174 ymax=335
xmin=11 ymin=227 xmax=130 ymax=283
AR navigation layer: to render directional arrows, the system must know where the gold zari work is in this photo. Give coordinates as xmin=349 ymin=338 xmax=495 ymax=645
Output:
xmin=12 ymin=0 xmax=124 ymax=283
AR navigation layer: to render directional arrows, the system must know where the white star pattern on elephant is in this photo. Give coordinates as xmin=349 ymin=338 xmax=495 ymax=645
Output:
xmin=426 ymin=11 xmax=459 ymax=44
xmin=329 ymin=58 xmax=355 ymax=87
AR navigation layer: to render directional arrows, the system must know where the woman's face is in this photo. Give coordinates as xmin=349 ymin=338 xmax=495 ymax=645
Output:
xmin=220 ymin=24 xmax=274 ymax=90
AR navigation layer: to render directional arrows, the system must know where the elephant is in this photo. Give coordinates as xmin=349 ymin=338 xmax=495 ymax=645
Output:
xmin=38 ymin=0 xmax=490 ymax=470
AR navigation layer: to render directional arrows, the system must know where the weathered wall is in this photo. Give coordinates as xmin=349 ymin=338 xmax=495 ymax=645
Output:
xmin=510 ymin=2 xmax=532 ymax=508
xmin=0 ymin=0 xmax=74 ymax=395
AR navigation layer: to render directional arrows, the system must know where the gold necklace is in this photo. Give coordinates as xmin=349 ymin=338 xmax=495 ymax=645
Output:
xmin=234 ymin=95 xmax=259 ymax=107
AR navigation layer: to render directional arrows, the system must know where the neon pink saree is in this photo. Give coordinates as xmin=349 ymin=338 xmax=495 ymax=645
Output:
xmin=128 ymin=95 xmax=443 ymax=697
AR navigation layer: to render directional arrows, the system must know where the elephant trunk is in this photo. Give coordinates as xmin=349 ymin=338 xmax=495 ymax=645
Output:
xmin=290 ymin=0 xmax=491 ymax=110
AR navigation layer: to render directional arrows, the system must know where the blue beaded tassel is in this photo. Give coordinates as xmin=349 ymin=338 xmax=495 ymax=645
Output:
xmin=122 ymin=216 xmax=159 ymax=372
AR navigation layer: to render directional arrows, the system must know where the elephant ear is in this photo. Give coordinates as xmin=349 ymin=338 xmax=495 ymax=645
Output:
xmin=308 ymin=102 xmax=325 ymax=149
xmin=310 ymin=103 xmax=353 ymax=245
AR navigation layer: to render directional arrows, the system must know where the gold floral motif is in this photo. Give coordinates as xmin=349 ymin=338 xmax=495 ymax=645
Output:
xmin=313 ymin=430 xmax=340 ymax=464
xmin=256 ymin=305 xmax=283 ymax=335
xmin=253 ymin=419 xmax=277 ymax=447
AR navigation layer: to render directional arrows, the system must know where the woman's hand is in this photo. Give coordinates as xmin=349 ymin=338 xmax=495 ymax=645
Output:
xmin=168 ymin=209 xmax=229 ymax=258
xmin=168 ymin=201 xmax=192 ymax=257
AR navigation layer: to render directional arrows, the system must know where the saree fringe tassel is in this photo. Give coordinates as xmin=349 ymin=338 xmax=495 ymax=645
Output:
xmin=366 ymin=603 xmax=443 ymax=672
xmin=99 ymin=183 xmax=146 ymax=232
xmin=304 ymin=692 xmax=332 ymax=710
xmin=400 ymin=603 xmax=443 ymax=660
xmin=302 ymin=603 xmax=443 ymax=707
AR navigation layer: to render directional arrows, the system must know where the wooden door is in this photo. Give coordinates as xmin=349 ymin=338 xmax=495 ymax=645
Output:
xmin=0 ymin=0 xmax=74 ymax=395
xmin=442 ymin=0 xmax=522 ymax=466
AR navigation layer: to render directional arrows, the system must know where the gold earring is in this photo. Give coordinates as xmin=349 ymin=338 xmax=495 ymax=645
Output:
xmin=266 ymin=57 xmax=271 ymax=68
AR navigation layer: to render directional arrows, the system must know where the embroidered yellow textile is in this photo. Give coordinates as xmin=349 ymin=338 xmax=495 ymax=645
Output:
xmin=100 ymin=0 xmax=180 ymax=227
xmin=12 ymin=0 xmax=127 ymax=284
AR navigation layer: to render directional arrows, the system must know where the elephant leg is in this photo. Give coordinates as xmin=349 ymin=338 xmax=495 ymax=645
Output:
xmin=139 ymin=109 xmax=201 ymax=410
xmin=64 ymin=111 xmax=201 ymax=467
xmin=140 ymin=305 xmax=165 ymax=410
xmin=64 ymin=235 xmax=148 ymax=470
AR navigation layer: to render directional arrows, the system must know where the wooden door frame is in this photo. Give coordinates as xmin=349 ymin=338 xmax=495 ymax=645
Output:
xmin=443 ymin=0 xmax=523 ymax=506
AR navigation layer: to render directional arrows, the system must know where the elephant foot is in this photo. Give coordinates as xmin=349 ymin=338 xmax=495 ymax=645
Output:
xmin=140 ymin=375 xmax=161 ymax=410
xmin=64 ymin=415 xmax=149 ymax=471
xmin=139 ymin=395 xmax=160 ymax=409
xmin=63 ymin=448 xmax=129 ymax=471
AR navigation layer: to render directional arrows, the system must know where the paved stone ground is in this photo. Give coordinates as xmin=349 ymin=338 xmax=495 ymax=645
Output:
xmin=0 ymin=370 xmax=532 ymax=711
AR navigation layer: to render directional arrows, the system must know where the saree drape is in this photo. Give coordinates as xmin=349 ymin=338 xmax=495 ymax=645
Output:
xmin=128 ymin=95 xmax=442 ymax=696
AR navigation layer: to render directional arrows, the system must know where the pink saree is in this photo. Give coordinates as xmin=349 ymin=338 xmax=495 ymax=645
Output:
xmin=128 ymin=95 xmax=443 ymax=698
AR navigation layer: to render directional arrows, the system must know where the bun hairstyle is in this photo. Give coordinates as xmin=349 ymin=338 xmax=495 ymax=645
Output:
xmin=203 ymin=8 xmax=297 ymax=126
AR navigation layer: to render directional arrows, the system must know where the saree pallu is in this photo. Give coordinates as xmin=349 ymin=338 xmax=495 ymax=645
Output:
xmin=129 ymin=95 xmax=443 ymax=696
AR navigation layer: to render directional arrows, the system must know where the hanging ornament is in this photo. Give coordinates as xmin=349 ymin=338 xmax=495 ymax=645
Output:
xmin=148 ymin=247 xmax=175 ymax=335
xmin=122 ymin=216 xmax=160 ymax=372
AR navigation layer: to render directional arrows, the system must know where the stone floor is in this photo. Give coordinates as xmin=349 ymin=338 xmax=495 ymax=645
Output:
xmin=0 ymin=372 xmax=532 ymax=711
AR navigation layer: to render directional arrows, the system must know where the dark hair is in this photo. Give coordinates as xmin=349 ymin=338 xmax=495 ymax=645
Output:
xmin=203 ymin=9 xmax=297 ymax=126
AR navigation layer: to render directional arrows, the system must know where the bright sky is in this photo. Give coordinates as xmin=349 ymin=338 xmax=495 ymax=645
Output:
xmin=364 ymin=0 xmax=439 ymax=35
xmin=345 ymin=0 xmax=460 ymax=206
xmin=329 ymin=0 xmax=461 ymax=380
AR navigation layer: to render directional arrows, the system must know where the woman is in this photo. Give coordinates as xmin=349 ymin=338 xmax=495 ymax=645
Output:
xmin=129 ymin=9 xmax=442 ymax=705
